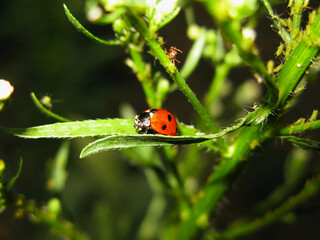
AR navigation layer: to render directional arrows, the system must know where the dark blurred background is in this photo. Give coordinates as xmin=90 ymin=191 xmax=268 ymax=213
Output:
xmin=1 ymin=0 xmax=320 ymax=239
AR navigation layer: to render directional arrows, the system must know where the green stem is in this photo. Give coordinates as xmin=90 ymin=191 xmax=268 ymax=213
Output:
xmin=163 ymin=147 xmax=191 ymax=206
xmin=276 ymin=7 xmax=320 ymax=108
xmin=126 ymin=10 xmax=222 ymax=138
xmin=260 ymin=0 xmax=291 ymax=43
xmin=205 ymin=63 xmax=231 ymax=110
xmin=184 ymin=6 xmax=195 ymax=27
xmin=128 ymin=46 xmax=157 ymax=107
xmin=290 ymin=0 xmax=303 ymax=40
xmin=280 ymin=119 xmax=320 ymax=135
xmin=276 ymin=43 xmax=319 ymax=107
xmin=180 ymin=28 xmax=207 ymax=80
xmin=138 ymin=169 xmax=166 ymax=239
xmin=31 ymin=92 xmax=70 ymax=122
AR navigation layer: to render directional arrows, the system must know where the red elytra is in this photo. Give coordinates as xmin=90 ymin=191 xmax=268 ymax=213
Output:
xmin=134 ymin=108 xmax=178 ymax=136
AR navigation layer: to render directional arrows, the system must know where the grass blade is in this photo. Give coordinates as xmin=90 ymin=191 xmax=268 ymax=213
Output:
xmin=3 ymin=119 xmax=135 ymax=138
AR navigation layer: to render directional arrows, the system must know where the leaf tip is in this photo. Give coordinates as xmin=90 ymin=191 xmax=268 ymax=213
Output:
xmin=62 ymin=3 xmax=68 ymax=11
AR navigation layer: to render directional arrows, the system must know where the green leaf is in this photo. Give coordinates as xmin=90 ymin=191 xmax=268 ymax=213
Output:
xmin=80 ymin=134 xmax=215 ymax=158
xmin=279 ymin=135 xmax=320 ymax=151
xmin=3 ymin=118 xmax=243 ymax=140
xmin=79 ymin=119 xmax=244 ymax=158
xmin=3 ymin=119 xmax=136 ymax=138
xmin=63 ymin=4 xmax=120 ymax=46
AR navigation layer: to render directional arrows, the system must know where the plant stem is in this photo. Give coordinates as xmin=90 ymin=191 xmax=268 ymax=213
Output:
xmin=277 ymin=44 xmax=319 ymax=107
xmin=180 ymin=28 xmax=207 ymax=80
xmin=128 ymin=46 xmax=157 ymax=107
xmin=31 ymin=92 xmax=70 ymax=122
xmin=205 ymin=63 xmax=231 ymax=110
xmin=276 ymin=6 xmax=320 ymax=108
xmin=280 ymin=119 xmax=320 ymax=134
xmin=290 ymin=0 xmax=304 ymax=40
xmin=260 ymin=0 xmax=291 ymax=43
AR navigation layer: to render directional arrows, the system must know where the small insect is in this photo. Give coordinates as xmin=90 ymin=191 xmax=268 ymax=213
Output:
xmin=134 ymin=108 xmax=178 ymax=136
xmin=165 ymin=46 xmax=182 ymax=65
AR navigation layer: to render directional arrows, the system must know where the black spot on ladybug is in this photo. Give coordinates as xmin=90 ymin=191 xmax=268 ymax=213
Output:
xmin=168 ymin=114 xmax=172 ymax=121
xmin=162 ymin=125 xmax=167 ymax=130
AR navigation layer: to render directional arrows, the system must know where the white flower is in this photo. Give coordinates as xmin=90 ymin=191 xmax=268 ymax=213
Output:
xmin=0 ymin=79 xmax=14 ymax=100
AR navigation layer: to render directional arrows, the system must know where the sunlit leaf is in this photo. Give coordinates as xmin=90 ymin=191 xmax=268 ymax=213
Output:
xmin=3 ymin=119 xmax=135 ymax=138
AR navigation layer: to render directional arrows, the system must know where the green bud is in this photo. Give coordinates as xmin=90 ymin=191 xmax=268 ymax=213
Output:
xmin=47 ymin=198 xmax=61 ymax=218
xmin=0 ymin=159 xmax=5 ymax=177
xmin=40 ymin=95 xmax=53 ymax=109
xmin=197 ymin=213 xmax=209 ymax=228
xmin=212 ymin=0 xmax=258 ymax=21
xmin=284 ymin=148 xmax=309 ymax=184
xmin=113 ymin=18 xmax=132 ymax=43
xmin=227 ymin=0 xmax=258 ymax=20
xmin=187 ymin=25 xmax=200 ymax=40
xmin=242 ymin=27 xmax=257 ymax=50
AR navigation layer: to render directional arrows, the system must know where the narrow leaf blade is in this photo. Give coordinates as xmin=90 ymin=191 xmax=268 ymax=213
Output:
xmin=3 ymin=119 xmax=135 ymax=138
xmin=63 ymin=4 xmax=120 ymax=46
xmin=80 ymin=134 xmax=215 ymax=158
xmin=280 ymin=136 xmax=320 ymax=151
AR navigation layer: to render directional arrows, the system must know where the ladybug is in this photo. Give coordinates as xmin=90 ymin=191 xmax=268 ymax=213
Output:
xmin=134 ymin=108 xmax=178 ymax=136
